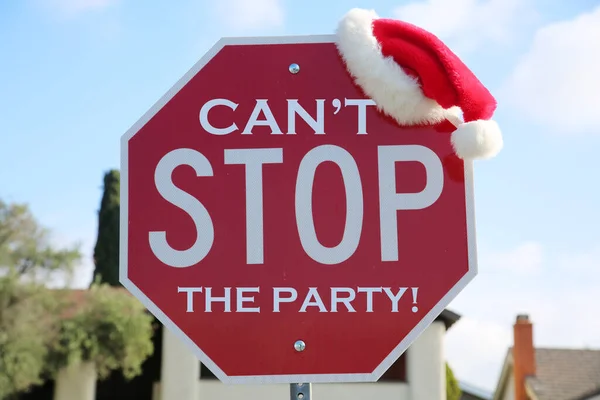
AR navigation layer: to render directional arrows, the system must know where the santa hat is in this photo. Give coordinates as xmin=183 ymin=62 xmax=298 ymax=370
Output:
xmin=335 ymin=8 xmax=503 ymax=160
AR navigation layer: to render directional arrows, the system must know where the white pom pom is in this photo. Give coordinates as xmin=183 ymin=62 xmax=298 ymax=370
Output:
xmin=451 ymin=120 xmax=503 ymax=160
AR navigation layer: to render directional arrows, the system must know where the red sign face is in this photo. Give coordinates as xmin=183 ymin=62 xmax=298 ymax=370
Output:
xmin=120 ymin=35 xmax=476 ymax=384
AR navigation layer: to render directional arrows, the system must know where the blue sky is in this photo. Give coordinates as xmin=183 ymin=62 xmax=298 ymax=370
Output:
xmin=1 ymin=0 xmax=599 ymax=393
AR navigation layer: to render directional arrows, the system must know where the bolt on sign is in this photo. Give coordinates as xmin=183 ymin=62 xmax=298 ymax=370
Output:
xmin=120 ymin=8 xmax=503 ymax=385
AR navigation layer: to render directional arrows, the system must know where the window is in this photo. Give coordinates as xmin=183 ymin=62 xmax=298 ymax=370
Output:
xmin=200 ymin=362 xmax=218 ymax=380
xmin=378 ymin=353 xmax=407 ymax=382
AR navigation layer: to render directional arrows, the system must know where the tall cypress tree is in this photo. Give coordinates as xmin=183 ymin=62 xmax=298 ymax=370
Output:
xmin=91 ymin=170 xmax=164 ymax=400
xmin=92 ymin=169 xmax=121 ymax=286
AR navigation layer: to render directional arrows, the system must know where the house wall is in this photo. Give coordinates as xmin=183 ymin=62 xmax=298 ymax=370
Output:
xmin=461 ymin=392 xmax=488 ymax=400
xmin=159 ymin=327 xmax=200 ymax=400
xmin=501 ymin=374 xmax=515 ymax=400
xmin=53 ymin=362 xmax=96 ymax=400
xmin=155 ymin=321 xmax=446 ymax=400
xmin=408 ymin=320 xmax=445 ymax=400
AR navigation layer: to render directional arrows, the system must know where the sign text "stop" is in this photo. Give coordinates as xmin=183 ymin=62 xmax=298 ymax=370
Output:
xmin=150 ymin=144 xmax=444 ymax=268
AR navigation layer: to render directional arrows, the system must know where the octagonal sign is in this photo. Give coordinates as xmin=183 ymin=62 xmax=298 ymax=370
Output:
xmin=120 ymin=35 xmax=477 ymax=384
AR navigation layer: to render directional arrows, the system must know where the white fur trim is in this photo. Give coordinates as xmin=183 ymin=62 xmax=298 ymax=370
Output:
xmin=451 ymin=120 xmax=503 ymax=160
xmin=335 ymin=8 xmax=461 ymax=126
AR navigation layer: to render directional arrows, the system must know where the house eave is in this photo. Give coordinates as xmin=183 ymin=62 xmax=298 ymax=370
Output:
xmin=525 ymin=380 xmax=539 ymax=400
xmin=436 ymin=309 xmax=461 ymax=331
xmin=492 ymin=349 xmax=513 ymax=400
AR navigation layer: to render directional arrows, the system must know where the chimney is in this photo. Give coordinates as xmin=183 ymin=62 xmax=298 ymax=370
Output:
xmin=513 ymin=314 xmax=536 ymax=400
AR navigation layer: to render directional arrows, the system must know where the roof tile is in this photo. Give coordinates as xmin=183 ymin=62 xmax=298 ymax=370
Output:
xmin=526 ymin=348 xmax=600 ymax=400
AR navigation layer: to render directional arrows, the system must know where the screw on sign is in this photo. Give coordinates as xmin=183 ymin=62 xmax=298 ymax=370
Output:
xmin=120 ymin=8 xmax=503 ymax=387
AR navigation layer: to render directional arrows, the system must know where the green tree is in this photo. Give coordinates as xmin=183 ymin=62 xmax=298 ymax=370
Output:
xmin=92 ymin=169 xmax=121 ymax=286
xmin=0 ymin=200 xmax=81 ymax=279
xmin=0 ymin=198 xmax=154 ymax=399
xmin=89 ymin=171 xmax=159 ymax=391
xmin=0 ymin=200 xmax=81 ymax=399
xmin=0 ymin=275 xmax=56 ymax=400
xmin=446 ymin=362 xmax=462 ymax=400
xmin=46 ymin=282 xmax=155 ymax=381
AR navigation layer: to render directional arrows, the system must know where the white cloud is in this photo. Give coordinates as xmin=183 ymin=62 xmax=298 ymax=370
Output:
xmin=556 ymin=245 xmax=600 ymax=275
xmin=445 ymin=242 xmax=600 ymax=391
xmin=501 ymin=6 xmax=600 ymax=133
xmin=393 ymin=0 xmax=535 ymax=53
xmin=482 ymin=241 xmax=543 ymax=275
xmin=445 ymin=317 xmax=511 ymax=389
xmin=214 ymin=0 xmax=284 ymax=31
xmin=36 ymin=0 xmax=116 ymax=17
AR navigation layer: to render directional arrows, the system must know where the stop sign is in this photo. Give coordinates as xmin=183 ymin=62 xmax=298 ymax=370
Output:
xmin=120 ymin=35 xmax=476 ymax=384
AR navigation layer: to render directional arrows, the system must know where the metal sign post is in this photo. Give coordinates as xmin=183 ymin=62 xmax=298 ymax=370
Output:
xmin=290 ymin=383 xmax=312 ymax=400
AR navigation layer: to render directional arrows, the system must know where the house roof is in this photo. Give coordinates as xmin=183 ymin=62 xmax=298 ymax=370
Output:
xmin=494 ymin=348 xmax=600 ymax=400
xmin=52 ymin=286 xmax=131 ymax=318
xmin=572 ymin=387 xmax=600 ymax=400
xmin=460 ymin=381 xmax=492 ymax=400
xmin=436 ymin=308 xmax=461 ymax=330
xmin=526 ymin=348 xmax=600 ymax=400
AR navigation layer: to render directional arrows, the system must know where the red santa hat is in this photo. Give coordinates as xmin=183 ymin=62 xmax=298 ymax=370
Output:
xmin=335 ymin=8 xmax=503 ymax=160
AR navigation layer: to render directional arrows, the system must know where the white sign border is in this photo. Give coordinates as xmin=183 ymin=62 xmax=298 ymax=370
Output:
xmin=120 ymin=34 xmax=478 ymax=385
